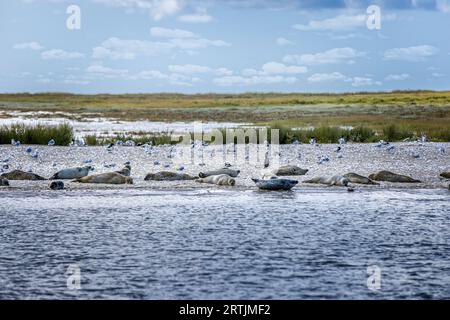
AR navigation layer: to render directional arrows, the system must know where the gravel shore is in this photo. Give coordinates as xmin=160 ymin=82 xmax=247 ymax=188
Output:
xmin=0 ymin=142 xmax=449 ymax=191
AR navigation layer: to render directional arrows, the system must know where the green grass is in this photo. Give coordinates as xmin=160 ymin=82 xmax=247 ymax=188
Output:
xmin=0 ymin=123 xmax=73 ymax=145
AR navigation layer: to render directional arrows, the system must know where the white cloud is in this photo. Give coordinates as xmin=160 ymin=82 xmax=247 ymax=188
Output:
xmin=150 ymin=26 xmax=196 ymax=38
xmin=293 ymin=15 xmax=366 ymax=32
xmin=384 ymin=45 xmax=439 ymax=61
xmin=93 ymin=0 xmax=181 ymax=20
xmin=178 ymin=13 xmax=213 ymax=23
xmin=13 ymin=42 xmax=43 ymax=51
xmin=346 ymin=76 xmax=382 ymax=87
xmin=385 ymin=73 xmax=410 ymax=81
xmin=276 ymin=37 xmax=295 ymax=46
xmin=92 ymin=36 xmax=230 ymax=60
xmin=284 ymin=47 xmax=365 ymax=66
xmin=41 ymin=49 xmax=85 ymax=60
xmin=307 ymin=72 xmax=381 ymax=87
xmin=86 ymin=64 xmax=129 ymax=78
xmin=214 ymin=75 xmax=297 ymax=86
xmin=168 ymin=64 xmax=233 ymax=76
xmin=261 ymin=62 xmax=307 ymax=74
xmin=308 ymin=72 xmax=346 ymax=83
xmin=437 ymin=0 xmax=450 ymax=12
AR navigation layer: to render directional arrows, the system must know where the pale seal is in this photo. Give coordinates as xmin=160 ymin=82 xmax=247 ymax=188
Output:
xmin=440 ymin=172 xmax=450 ymax=179
xmin=343 ymin=173 xmax=379 ymax=185
xmin=273 ymin=165 xmax=308 ymax=176
xmin=303 ymin=175 xmax=349 ymax=187
xmin=368 ymin=171 xmax=421 ymax=183
xmin=144 ymin=171 xmax=196 ymax=181
xmin=252 ymin=177 xmax=298 ymax=191
xmin=115 ymin=165 xmax=131 ymax=177
xmin=74 ymin=172 xmax=133 ymax=184
xmin=0 ymin=177 xmax=9 ymax=186
xmin=199 ymin=168 xmax=240 ymax=178
xmin=196 ymin=174 xmax=236 ymax=186
xmin=49 ymin=181 xmax=64 ymax=190
xmin=1 ymin=170 xmax=46 ymax=181
xmin=51 ymin=166 xmax=91 ymax=180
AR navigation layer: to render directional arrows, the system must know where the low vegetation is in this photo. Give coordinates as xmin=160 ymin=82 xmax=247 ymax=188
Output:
xmin=0 ymin=123 xmax=73 ymax=145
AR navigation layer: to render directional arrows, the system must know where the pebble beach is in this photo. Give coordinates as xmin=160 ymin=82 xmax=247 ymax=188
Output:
xmin=1 ymin=142 xmax=449 ymax=191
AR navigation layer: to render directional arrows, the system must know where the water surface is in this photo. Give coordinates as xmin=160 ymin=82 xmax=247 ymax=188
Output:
xmin=0 ymin=188 xmax=449 ymax=299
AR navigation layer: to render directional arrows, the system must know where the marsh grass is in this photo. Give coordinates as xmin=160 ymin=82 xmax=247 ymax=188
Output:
xmin=0 ymin=123 xmax=73 ymax=145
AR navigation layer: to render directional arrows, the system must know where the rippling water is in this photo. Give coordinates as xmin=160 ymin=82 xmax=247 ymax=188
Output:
xmin=0 ymin=188 xmax=449 ymax=299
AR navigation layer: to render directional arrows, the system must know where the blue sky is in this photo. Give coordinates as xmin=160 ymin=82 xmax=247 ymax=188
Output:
xmin=1 ymin=0 xmax=449 ymax=93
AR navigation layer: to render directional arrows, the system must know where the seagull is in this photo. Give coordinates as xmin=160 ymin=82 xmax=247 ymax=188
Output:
xmin=26 ymin=147 xmax=33 ymax=154
xmin=31 ymin=150 xmax=39 ymax=159
xmin=264 ymin=151 xmax=270 ymax=168
xmin=318 ymin=155 xmax=330 ymax=164
xmin=153 ymin=160 xmax=160 ymax=165
xmin=335 ymin=146 xmax=342 ymax=153
xmin=338 ymin=137 xmax=346 ymax=145
xmin=309 ymin=138 xmax=317 ymax=145
xmin=48 ymin=139 xmax=56 ymax=146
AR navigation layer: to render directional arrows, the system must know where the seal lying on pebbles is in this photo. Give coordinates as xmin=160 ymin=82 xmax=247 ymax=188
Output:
xmin=144 ymin=171 xmax=196 ymax=181
xmin=115 ymin=165 xmax=131 ymax=177
xmin=51 ymin=166 xmax=91 ymax=180
xmin=196 ymin=174 xmax=236 ymax=186
xmin=304 ymin=175 xmax=349 ymax=187
xmin=74 ymin=172 xmax=133 ymax=184
xmin=273 ymin=165 xmax=308 ymax=176
xmin=440 ymin=172 xmax=450 ymax=179
xmin=1 ymin=170 xmax=46 ymax=181
xmin=199 ymin=168 xmax=240 ymax=178
xmin=369 ymin=171 xmax=421 ymax=183
xmin=252 ymin=177 xmax=298 ymax=191
xmin=343 ymin=173 xmax=379 ymax=185
xmin=0 ymin=177 xmax=9 ymax=186
xmin=49 ymin=181 xmax=64 ymax=190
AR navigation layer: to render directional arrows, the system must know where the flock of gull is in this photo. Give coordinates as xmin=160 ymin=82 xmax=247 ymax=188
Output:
xmin=1 ymin=136 xmax=449 ymax=191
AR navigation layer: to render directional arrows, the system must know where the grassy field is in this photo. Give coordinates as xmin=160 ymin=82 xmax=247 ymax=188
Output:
xmin=1 ymin=91 xmax=450 ymax=142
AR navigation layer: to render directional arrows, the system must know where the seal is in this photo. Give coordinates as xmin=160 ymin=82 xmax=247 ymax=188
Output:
xmin=273 ymin=165 xmax=308 ymax=176
xmin=440 ymin=172 xmax=450 ymax=179
xmin=252 ymin=177 xmax=298 ymax=191
xmin=0 ymin=177 xmax=9 ymax=186
xmin=199 ymin=168 xmax=240 ymax=178
xmin=1 ymin=170 xmax=46 ymax=180
xmin=303 ymin=175 xmax=349 ymax=187
xmin=368 ymin=171 xmax=421 ymax=183
xmin=49 ymin=181 xmax=64 ymax=190
xmin=196 ymin=174 xmax=236 ymax=186
xmin=144 ymin=171 xmax=196 ymax=181
xmin=115 ymin=165 xmax=131 ymax=177
xmin=51 ymin=166 xmax=91 ymax=180
xmin=343 ymin=173 xmax=379 ymax=185
xmin=74 ymin=172 xmax=133 ymax=184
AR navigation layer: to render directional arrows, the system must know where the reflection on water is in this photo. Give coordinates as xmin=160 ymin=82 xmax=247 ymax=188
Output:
xmin=0 ymin=188 xmax=449 ymax=299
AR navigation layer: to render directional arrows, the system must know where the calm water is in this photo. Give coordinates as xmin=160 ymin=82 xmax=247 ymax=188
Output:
xmin=0 ymin=188 xmax=449 ymax=299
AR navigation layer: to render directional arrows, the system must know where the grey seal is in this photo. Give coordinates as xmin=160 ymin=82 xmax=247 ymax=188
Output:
xmin=74 ymin=172 xmax=133 ymax=184
xmin=344 ymin=173 xmax=379 ymax=185
xmin=369 ymin=171 xmax=421 ymax=183
xmin=144 ymin=171 xmax=196 ymax=181
xmin=303 ymin=175 xmax=349 ymax=187
xmin=199 ymin=168 xmax=240 ymax=178
xmin=196 ymin=174 xmax=236 ymax=186
xmin=252 ymin=177 xmax=298 ymax=191
xmin=1 ymin=170 xmax=46 ymax=181
xmin=49 ymin=181 xmax=65 ymax=190
xmin=51 ymin=166 xmax=91 ymax=180
xmin=273 ymin=165 xmax=308 ymax=176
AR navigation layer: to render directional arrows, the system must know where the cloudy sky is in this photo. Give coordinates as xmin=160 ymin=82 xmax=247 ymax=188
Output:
xmin=1 ymin=0 xmax=449 ymax=93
